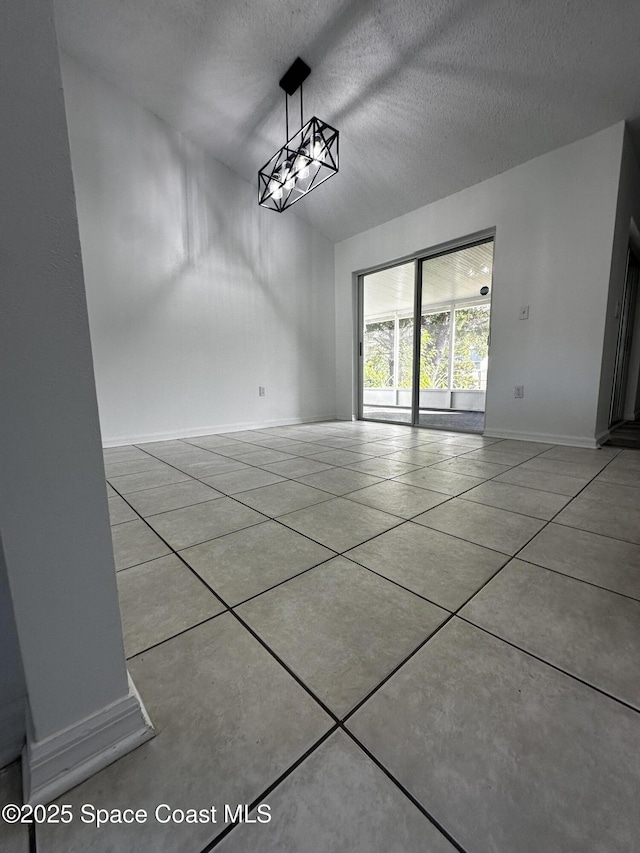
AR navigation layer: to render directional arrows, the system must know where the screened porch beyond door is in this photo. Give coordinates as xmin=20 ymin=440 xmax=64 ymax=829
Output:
xmin=361 ymin=241 xmax=493 ymax=434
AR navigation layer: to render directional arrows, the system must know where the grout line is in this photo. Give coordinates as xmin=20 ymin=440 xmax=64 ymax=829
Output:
xmin=111 ymin=483 xmax=341 ymax=724
xmin=339 ymin=727 xmax=469 ymax=853
xmin=125 ymin=612 xmax=226 ymax=661
xmin=512 ymin=556 xmax=640 ymax=604
xmin=341 ymin=613 xmax=457 ymax=723
xmin=199 ymin=726 xmax=339 ymax=852
xmin=456 ymin=615 xmax=640 ymax=716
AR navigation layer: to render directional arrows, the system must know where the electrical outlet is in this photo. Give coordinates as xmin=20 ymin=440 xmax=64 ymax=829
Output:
xmin=258 ymin=386 xmax=265 ymax=397
xmin=519 ymin=305 xmax=529 ymax=320
xmin=514 ymin=385 xmax=524 ymax=398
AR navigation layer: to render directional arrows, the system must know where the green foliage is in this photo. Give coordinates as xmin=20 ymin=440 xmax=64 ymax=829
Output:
xmin=363 ymin=306 xmax=489 ymax=391
xmin=453 ymin=307 xmax=490 ymax=389
xmin=363 ymin=321 xmax=394 ymax=388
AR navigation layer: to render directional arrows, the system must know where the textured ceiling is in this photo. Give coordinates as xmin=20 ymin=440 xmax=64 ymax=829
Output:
xmin=53 ymin=0 xmax=640 ymax=243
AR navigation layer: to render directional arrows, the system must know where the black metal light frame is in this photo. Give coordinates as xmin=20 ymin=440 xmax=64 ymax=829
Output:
xmin=258 ymin=58 xmax=339 ymax=212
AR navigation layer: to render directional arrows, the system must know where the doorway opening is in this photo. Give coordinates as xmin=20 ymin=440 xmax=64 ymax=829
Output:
xmin=607 ymin=245 xmax=640 ymax=447
xmin=359 ymin=238 xmax=494 ymax=433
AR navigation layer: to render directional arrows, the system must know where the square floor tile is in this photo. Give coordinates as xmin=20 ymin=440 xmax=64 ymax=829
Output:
xmin=460 ymin=559 xmax=640 ymax=708
xmin=490 ymin=439 xmax=553 ymax=455
xmin=275 ymin=442 xmax=344 ymax=457
xmin=278 ymin=497 xmax=402 ymax=552
xmin=259 ymin=457 xmax=335 ymax=478
xmin=0 ymin=762 xmax=29 ymax=853
xmin=104 ymin=456 xmax=169 ymax=478
xmin=431 ymin=457 xmax=511 ymax=479
xmin=236 ymin=449 xmax=297 ymax=466
xmin=536 ymin=446 xmax=620 ymax=464
xmin=154 ymin=449 xmax=222 ymax=467
xmin=310 ymin=436 xmax=364 ymax=449
xmin=462 ymin=447 xmax=536 ymax=466
xmin=307 ymin=449 xmax=374 ymax=467
xmin=201 ymin=468 xmax=286 ymax=494
xmin=348 ymin=618 xmax=640 ymax=853
xmin=209 ymin=442 xmax=266 ymax=458
xmin=394 ymin=467 xmax=484 ymax=495
xmin=381 ymin=450 xmax=453 ymax=466
xmin=103 ymin=446 xmax=147 ymax=462
xmin=346 ymin=441 xmax=414 ymax=456
xmin=345 ymin=522 xmax=507 ymax=611
xmin=414 ymin=499 xmax=545 ymax=554
xmin=216 ymin=730 xmax=456 ymax=853
xmin=518 ymin=523 xmax=640 ymax=600
xmin=180 ymin=520 xmax=334 ymax=606
xmin=345 ymin=480 xmax=449 ymax=518
xmin=234 ymin=481 xmax=332 ymax=517
xmin=108 ymin=467 xmax=192 ymax=494
xmin=237 ymin=557 xmax=448 ymax=716
xmin=596 ymin=465 xmax=640 ymax=487
xmin=172 ymin=458 xmax=251 ymax=478
xmin=346 ymin=458 xmax=422 ymax=478
xmin=117 ymin=554 xmax=224 ymax=656
xmin=137 ymin=439 xmax=194 ymax=454
xmin=579 ymin=479 xmax=640 ymax=510
xmin=460 ymin=481 xmax=570 ymax=520
xmin=295 ymin=467 xmax=383 ymax=495
xmin=39 ymin=616 xmax=331 ymax=853
xmin=555 ymin=494 xmax=640 ymax=544
xmin=108 ymin=494 xmax=138 ymax=525
xmin=124 ymin=480 xmax=223 ymax=517
xmin=493 ymin=467 xmax=588 ymax=496
xmin=145 ymin=498 xmax=267 ymax=550
xmin=518 ymin=456 xmax=607 ymax=479
xmin=111 ymin=520 xmax=171 ymax=570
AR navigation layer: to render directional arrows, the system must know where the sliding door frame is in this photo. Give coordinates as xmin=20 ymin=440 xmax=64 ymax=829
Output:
xmin=357 ymin=228 xmax=496 ymax=429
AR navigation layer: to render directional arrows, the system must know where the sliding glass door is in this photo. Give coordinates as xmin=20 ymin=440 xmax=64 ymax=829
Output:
xmin=359 ymin=238 xmax=493 ymax=432
xmin=361 ymin=261 xmax=415 ymax=424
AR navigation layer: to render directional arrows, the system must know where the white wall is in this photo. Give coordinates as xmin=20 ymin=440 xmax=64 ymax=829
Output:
xmin=60 ymin=54 xmax=336 ymax=446
xmin=336 ymin=124 xmax=626 ymax=446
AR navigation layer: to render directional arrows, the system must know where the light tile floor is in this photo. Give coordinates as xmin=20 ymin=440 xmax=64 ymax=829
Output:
xmin=14 ymin=420 xmax=640 ymax=852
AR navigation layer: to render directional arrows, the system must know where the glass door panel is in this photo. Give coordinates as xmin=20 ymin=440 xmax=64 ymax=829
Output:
xmin=418 ymin=241 xmax=493 ymax=432
xmin=453 ymin=305 xmax=490 ymax=390
xmin=361 ymin=261 xmax=415 ymax=424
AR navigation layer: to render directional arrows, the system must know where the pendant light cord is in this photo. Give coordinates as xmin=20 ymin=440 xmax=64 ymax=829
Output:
xmin=285 ymin=90 xmax=289 ymax=141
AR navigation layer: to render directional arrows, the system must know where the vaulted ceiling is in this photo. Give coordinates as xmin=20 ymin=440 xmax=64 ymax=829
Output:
xmin=54 ymin=0 xmax=640 ymax=243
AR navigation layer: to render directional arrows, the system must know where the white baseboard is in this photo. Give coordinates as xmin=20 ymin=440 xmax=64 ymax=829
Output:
xmin=23 ymin=673 xmax=154 ymax=805
xmin=483 ymin=428 xmax=600 ymax=448
xmin=595 ymin=427 xmax=612 ymax=447
xmin=0 ymin=696 xmax=25 ymax=769
xmin=102 ymin=413 xmax=337 ymax=448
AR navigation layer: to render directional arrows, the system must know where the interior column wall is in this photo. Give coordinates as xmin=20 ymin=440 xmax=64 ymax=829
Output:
xmin=60 ymin=53 xmax=336 ymax=446
xmin=335 ymin=123 xmax=625 ymax=446
xmin=0 ymin=0 xmax=131 ymax=743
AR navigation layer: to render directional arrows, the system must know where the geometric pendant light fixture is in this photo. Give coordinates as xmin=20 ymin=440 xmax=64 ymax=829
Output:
xmin=258 ymin=57 xmax=339 ymax=212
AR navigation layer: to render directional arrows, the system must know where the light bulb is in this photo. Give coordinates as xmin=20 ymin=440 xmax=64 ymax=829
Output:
xmin=296 ymin=146 xmax=310 ymax=179
xmin=270 ymin=169 xmax=284 ymax=200
xmin=311 ymin=135 xmax=324 ymax=163
xmin=283 ymin=158 xmax=296 ymax=190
